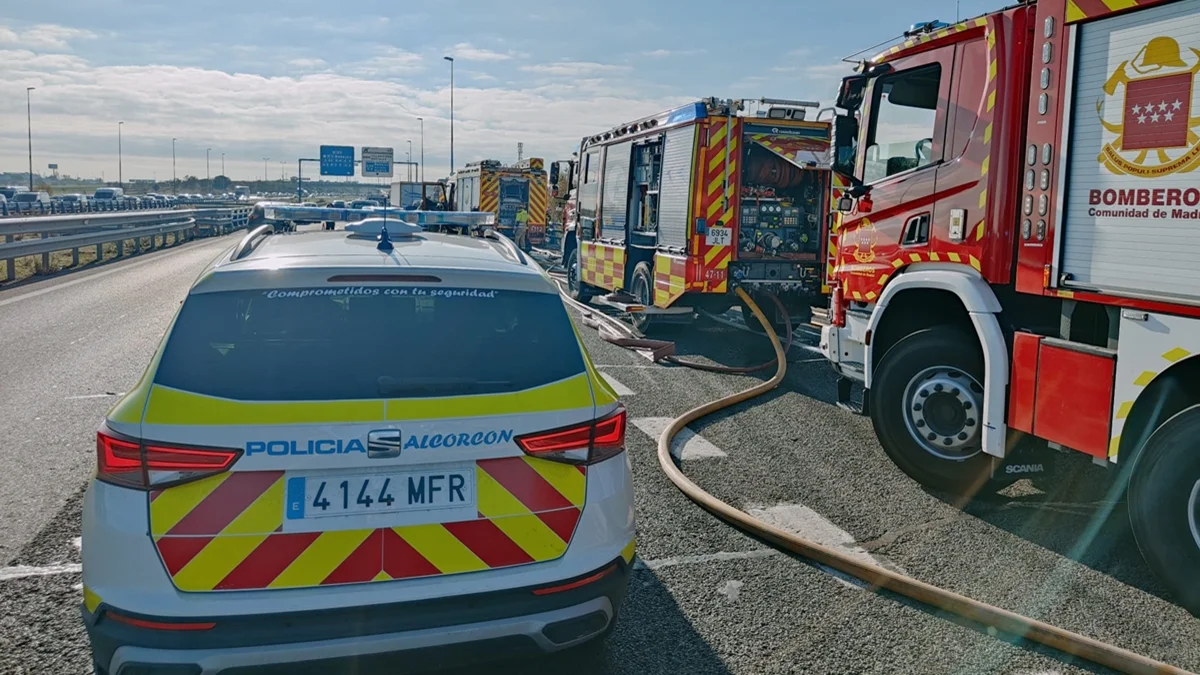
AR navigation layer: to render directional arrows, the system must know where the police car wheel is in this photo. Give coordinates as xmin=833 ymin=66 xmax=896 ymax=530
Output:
xmin=870 ymin=328 xmax=995 ymax=497
xmin=1128 ymin=404 xmax=1200 ymax=616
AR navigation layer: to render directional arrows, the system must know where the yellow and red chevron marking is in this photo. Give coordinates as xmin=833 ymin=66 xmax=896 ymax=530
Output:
xmin=529 ymin=176 xmax=548 ymax=226
xmin=872 ymin=17 xmax=987 ymax=64
xmin=974 ymin=15 xmax=998 ymax=243
xmin=825 ymin=172 xmax=852 ymax=294
xmin=1065 ymin=0 xmax=1167 ymax=23
xmin=690 ymin=117 xmax=738 ymax=294
xmin=527 ymin=176 xmax=550 ymax=245
xmin=149 ymin=457 xmax=588 ymax=592
xmin=847 ymin=250 xmax=983 ymax=303
xmin=579 ymin=241 xmax=625 ymax=291
xmin=479 ymin=173 xmax=499 ymax=214
xmin=747 ymin=135 xmax=829 ymax=165
xmin=653 ymin=253 xmax=687 ymax=308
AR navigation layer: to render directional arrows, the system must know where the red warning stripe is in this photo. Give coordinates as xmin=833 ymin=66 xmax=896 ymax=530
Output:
xmin=214 ymin=532 xmax=321 ymax=590
xmin=477 ymin=458 xmax=574 ymax=512
xmin=444 ymin=518 xmax=535 ymax=568
xmin=382 ymin=528 xmax=442 ymax=579
xmin=155 ymin=536 xmax=214 ymax=576
xmin=536 ymin=507 xmax=582 ymax=543
xmin=166 ymin=472 xmax=284 ymax=536
xmin=322 ymin=530 xmax=384 ymax=586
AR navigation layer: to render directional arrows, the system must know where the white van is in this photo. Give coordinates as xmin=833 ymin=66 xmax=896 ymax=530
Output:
xmin=93 ymin=187 xmax=125 ymax=203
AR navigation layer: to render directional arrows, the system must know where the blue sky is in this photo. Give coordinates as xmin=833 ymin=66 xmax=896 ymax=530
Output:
xmin=1 ymin=0 xmax=1000 ymax=182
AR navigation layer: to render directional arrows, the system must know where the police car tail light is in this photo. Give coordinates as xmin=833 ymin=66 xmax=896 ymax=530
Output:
xmin=96 ymin=427 xmax=241 ymax=490
xmin=514 ymin=406 xmax=627 ymax=465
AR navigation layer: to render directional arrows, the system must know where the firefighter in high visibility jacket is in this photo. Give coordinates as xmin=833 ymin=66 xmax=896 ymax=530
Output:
xmin=515 ymin=208 xmax=531 ymax=252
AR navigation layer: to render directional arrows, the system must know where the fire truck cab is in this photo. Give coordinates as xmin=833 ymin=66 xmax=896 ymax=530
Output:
xmin=824 ymin=1 xmax=1200 ymax=613
xmin=562 ymin=97 xmax=833 ymax=333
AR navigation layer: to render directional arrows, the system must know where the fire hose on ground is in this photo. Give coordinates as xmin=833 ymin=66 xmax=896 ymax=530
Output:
xmin=567 ymin=282 xmax=1193 ymax=675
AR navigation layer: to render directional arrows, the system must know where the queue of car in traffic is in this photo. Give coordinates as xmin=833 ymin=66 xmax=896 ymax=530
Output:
xmin=0 ymin=185 xmax=256 ymax=216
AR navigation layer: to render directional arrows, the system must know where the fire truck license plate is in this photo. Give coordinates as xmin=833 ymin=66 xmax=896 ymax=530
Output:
xmin=706 ymin=227 xmax=731 ymax=246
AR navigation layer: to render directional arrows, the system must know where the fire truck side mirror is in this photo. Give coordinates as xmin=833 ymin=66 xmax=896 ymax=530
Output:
xmin=836 ymin=196 xmax=855 ymax=213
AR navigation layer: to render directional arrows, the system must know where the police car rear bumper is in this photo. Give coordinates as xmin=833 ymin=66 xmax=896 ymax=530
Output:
xmin=86 ymin=558 xmax=629 ymax=675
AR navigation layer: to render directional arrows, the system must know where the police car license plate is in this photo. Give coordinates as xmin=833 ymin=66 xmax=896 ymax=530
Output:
xmin=284 ymin=470 xmax=474 ymax=520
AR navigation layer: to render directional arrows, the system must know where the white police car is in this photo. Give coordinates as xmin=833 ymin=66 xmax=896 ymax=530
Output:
xmin=83 ymin=217 xmax=635 ymax=674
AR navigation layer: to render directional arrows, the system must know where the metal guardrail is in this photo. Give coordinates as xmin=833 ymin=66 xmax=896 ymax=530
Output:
xmin=0 ymin=207 xmax=251 ymax=283
xmin=0 ymin=198 xmax=250 ymax=218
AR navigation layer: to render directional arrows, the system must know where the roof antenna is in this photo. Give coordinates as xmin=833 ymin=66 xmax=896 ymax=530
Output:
xmin=377 ymin=223 xmax=393 ymax=251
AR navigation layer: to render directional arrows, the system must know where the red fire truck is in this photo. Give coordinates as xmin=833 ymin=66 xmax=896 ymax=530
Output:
xmin=560 ymin=97 xmax=833 ymax=333
xmin=823 ymin=1 xmax=1200 ymax=612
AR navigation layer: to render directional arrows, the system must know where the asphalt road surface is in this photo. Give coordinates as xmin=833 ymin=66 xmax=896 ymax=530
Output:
xmin=1 ymin=234 xmax=1197 ymax=675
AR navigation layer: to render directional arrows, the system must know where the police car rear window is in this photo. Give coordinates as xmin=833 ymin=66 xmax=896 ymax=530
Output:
xmin=154 ymin=287 xmax=585 ymax=401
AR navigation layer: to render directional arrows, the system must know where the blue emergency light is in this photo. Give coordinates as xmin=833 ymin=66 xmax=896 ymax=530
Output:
xmin=906 ymin=20 xmax=950 ymax=36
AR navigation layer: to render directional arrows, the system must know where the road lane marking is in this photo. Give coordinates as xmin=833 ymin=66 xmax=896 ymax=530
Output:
xmin=746 ymin=503 xmax=907 ymax=588
xmin=599 ymin=372 xmax=635 ymax=396
xmin=0 ymin=563 xmax=81 ymax=581
xmin=65 ymin=392 xmax=123 ymax=400
xmin=717 ymin=579 xmax=744 ymax=602
xmin=634 ymin=548 xmax=780 ymax=570
xmin=632 ymin=417 xmax=727 ymax=460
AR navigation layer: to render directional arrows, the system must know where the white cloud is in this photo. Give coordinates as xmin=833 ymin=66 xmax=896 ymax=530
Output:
xmin=451 ymin=42 xmax=515 ymax=62
xmin=287 ymin=58 xmax=327 ymax=70
xmin=643 ymin=49 xmax=671 ymax=58
xmin=0 ymin=48 xmax=686 ymax=180
xmin=0 ymin=23 xmax=97 ymax=50
xmin=349 ymin=47 xmax=424 ymax=76
xmin=521 ymin=61 xmax=631 ymax=77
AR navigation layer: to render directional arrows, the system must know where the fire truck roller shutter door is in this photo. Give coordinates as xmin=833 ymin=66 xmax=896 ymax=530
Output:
xmin=658 ymin=125 xmax=698 ymax=249
xmin=1061 ymin=1 xmax=1200 ymax=303
xmin=600 ymin=141 xmax=634 ymax=242
xmin=865 ymin=265 xmax=1008 ymax=459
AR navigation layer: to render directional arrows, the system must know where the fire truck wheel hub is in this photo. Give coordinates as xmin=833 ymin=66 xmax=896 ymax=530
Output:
xmin=1189 ymin=478 xmax=1200 ymax=552
xmin=902 ymin=366 xmax=984 ymax=461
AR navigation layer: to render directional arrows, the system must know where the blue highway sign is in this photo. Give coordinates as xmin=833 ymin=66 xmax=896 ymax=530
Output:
xmin=319 ymin=145 xmax=355 ymax=176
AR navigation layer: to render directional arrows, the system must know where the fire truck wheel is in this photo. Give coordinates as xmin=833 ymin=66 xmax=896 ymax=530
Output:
xmin=870 ymin=328 xmax=994 ymax=496
xmin=566 ymin=245 xmax=595 ymax=302
xmin=1128 ymin=404 xmax=1200 ymax=615
xmin=630 ymin=262 xmax=655 ymax=334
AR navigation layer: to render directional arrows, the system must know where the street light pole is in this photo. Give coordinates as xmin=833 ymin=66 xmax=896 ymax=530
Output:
xmin=118 ymin=121 xmax=124 ymax=188
xmin=443 ymin=56 xmax=454 ymax=178
xmin=26 ymin=87 xmax=35 ymax=191
xmin=171 ymin=138 xmax=177 ymax=194
xmin=262 ymin=157 xmax=269 ymax=182
xmin=407 ymin=140 xmax=413 ymax=181
xmin=417 ymin=117 xmax=424 ymax=182
xmin=221 ymin=152 xmax=225 ymax=177
xmin=206 ymin=148 xmax=211 ymax=183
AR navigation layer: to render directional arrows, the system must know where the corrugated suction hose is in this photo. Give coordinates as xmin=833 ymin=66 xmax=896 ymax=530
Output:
xmin=653 ymin=286 xmax=1193 ymax=675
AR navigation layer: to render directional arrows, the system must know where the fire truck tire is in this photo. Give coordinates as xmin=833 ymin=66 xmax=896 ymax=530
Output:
xmin=870 ymin=328 xmax=995 ymax=497
xmin=1127 ymin=404 xmax=1200 ymax=616
xmin=630 ymin=262 xmax=656 ymax=334
xmin=566 ymin=245 xmax=596 ymax=302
